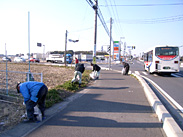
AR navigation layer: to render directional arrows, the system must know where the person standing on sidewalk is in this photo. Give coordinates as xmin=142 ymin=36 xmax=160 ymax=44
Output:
xmin=91 ymin=63 xmax=101 ymax=79
xmin=71 ymin=63 xmax=85 ymax=87
xmin=16 ymin=81 xmax=48 ymax=122
xmin=122 ymin=62 xmax=130 ymax=75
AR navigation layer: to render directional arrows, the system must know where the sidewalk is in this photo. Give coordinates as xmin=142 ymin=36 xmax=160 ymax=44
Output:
xmin=1 ymin=70 xmax=165 ymax=137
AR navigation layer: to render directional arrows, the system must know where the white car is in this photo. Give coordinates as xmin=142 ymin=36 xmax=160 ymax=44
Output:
xmin=14 ymin=57 xmax=26 ymax=62
xmin=2 ymin=57 xmax=12 ymax=62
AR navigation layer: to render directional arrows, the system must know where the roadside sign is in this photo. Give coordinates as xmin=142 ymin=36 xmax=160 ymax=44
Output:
xmin=37 ymin=43 xmax=42 ymax=47
xmin=127 ymin=46 xmax=131 ymax=48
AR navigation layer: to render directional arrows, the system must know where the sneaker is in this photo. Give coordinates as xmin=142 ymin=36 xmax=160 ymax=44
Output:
xmin=42 ymin=116 xmax=46 ymax=121
xmin=23 ymin=118 xmax=36 ymax=123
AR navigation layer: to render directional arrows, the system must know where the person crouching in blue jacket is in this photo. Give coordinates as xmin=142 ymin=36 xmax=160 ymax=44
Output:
xmin=16 ymin=81 xmax=48 ymax=122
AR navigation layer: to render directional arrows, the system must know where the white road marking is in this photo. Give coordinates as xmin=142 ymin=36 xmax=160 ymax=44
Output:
xmin=171 ymin=73 xmax=182 ymax=78
xmin=141 ymin=75 xmax=183 ymax=113
xmin=142 ymin=72 xmax=148 ymax=75
xmin=135 ymin=71 xmax=140 ymax=75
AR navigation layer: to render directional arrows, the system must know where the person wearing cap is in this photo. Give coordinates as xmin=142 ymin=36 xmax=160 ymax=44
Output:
xmin=16 ymin=81 xmax=48 ymax=122
xmin=91 ymin=63 xmax=101 ymax=79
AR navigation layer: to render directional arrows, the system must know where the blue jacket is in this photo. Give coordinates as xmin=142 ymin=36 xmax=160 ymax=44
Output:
xmin=19 ymin=81 xmax=45 ymax=103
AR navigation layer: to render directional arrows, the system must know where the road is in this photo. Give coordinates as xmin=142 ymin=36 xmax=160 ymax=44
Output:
xmin=129 ymin=60 xmax=183 ymax=108
xmin=110 ymin=59 xmax=183 ymax=130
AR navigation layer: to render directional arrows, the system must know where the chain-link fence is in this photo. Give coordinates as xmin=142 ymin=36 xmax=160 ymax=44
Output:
xmin=0 ymin=70 xmax=42 ymax=95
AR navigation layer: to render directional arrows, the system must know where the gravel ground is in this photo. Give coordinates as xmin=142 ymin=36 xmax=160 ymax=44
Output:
xmin=0 ymin=62 xmax=75 ymax=133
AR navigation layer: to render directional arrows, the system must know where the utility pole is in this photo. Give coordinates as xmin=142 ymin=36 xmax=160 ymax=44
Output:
xmin=109 ymin=17 xmax=112 ymax=70
xmin=43 ymin=45 xmax=45 ymax=61
xmin=120 ymin=37 xmax=125 ymax=61
xmin=28 ymin=11 xmax=30 ymax=72
xmin=65 ymin=30 xmax=68 ymax=67
xmin=5 ymin=43 xmax=8 ymax=95
xmin=93 ymin=0 xmax=98 ymax=64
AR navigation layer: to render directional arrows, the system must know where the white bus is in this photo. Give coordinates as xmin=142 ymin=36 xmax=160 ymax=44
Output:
xmin=144 ymin=45 xmax=180 ymax=74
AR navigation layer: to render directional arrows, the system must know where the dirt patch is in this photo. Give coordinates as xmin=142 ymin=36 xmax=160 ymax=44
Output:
xmin=0 ymin=62 xmax=75 ymax=133
xmin=0 ymin=63 xmax=74 ymax=90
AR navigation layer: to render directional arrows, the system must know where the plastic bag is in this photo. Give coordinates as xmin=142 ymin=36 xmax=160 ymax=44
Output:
xmin=90 ymin=71 xmax=97 ymax=79
xmin=22 ymin=103 xmax=42 ymax=121
xmin=34 ymin=106 xmax=42 ymax=121
xmin=121 ymin=67 xmax=126 ymax=75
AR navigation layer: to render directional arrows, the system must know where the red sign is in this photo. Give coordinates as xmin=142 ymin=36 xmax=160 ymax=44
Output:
xmin=157 ymin=55 xmax=176 ymax=60
xmin=114 ymin=47 xmax=119 ymax=53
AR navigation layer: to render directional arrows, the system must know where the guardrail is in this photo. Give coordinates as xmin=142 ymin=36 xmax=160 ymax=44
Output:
xmin=0 ymin=70 xmax=42 ymax=95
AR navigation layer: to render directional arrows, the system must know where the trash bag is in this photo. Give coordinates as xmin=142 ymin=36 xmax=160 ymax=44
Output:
xmin=22 ymin=103 xmax=42 ymax=121
xmin=74 ymin=75 xmax=80 ymax=82
xmin=34 ymin=105 xmax=42 ymax=121
xmin=121 ymin=67 xmax=126 ymax=75
xmin=90 ymin=71 xmax=98 ymax=79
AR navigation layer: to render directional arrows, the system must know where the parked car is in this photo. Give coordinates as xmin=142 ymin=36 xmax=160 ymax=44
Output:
xmin=14 ymin=57 xmax=26 ymax=62
xmin=2 ymin=57 xmax=11 ymax=62
xmin=29 ymin=58 xmax=40 ymax=63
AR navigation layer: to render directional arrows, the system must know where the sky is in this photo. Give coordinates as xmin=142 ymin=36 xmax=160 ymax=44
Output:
xmin=0 ymin=0 xmax=183 ymax=57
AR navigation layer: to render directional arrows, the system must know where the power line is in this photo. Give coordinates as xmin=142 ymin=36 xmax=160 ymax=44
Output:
xmin=118 ymin=14 xmax=183 ymax=24
xmin=86 ymin=0 xmax=94 ymax=8
xmin=97 ymin=8 xmax=110 ymax=36
xmin=110 ymin=0 xmax=124 ymax=36
xmin=107 ymin=0 xmax=121 ymax=37
xmin=70 ymin=23 xmax=105 ymax=33
xmin=86 ymin=0 xmax=111 ymax=37
xmin=100 ymin=3 xmax=183 ymax=7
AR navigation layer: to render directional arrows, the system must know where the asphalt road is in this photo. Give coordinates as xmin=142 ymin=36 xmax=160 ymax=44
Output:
xmin=129 ymin=60 xmax=183 ymax=108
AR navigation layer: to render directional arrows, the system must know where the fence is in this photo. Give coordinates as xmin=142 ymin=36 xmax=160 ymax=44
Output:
xmin=0 ymin=70 xmax=43 ymax=95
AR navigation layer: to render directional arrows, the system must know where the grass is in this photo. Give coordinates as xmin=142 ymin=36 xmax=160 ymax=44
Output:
xmin=45 ymin=88 xmax=63 ymax=108
xmin=45 ymin=69 xmax=92 ymax=108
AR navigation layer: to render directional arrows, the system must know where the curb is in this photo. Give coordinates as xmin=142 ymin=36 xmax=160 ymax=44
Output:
xmin=133 ymin=73 xmax=183 ymax=137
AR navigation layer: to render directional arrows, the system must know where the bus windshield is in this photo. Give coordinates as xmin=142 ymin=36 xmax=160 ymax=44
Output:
xmin=155 ymin=47 xmax=179 ymax=56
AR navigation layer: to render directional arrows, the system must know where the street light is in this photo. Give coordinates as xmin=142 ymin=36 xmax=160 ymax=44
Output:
xmin=64 ymin=30 xmax=79 ymax=66
xmin=69 ymin=39 xmax=79 ymax=43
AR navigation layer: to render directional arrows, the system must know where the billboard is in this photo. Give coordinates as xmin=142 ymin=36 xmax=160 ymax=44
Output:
xmin=113 ymin=41 xmax=120 ymax=60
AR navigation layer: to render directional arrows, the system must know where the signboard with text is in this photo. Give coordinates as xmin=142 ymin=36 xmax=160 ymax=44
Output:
xmin=113 ymin=41 xmax=120 ymax=60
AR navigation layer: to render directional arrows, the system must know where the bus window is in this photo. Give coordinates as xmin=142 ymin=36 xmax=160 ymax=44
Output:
xmin=155 ymin=47 xmax=179 ymax=56
xmin=148 ymin=50 xmax=153 ymax=61
xmin=144 ymin=53 xmax=147 ymax=61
